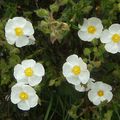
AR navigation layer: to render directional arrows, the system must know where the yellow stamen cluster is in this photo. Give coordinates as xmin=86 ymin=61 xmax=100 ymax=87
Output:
xmin=88 ymin=26 xmax=96 ymax=34
xmin=15 ymin=27 xmax=23 ymax=36
xmin=97 ymin=90 xmax=104 ymax=97
xmin=72 ymin=65 xmax=81 ymax=75
xmin=112 ymin=34 xmax=120 ymax=43
xmin=19 ymin=92 xmax=29 ymax=100
xmin=24 ymin=67 xmax=33 ymax=77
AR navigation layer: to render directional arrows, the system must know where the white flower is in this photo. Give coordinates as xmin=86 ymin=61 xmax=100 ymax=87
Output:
xmin=88 ymin=81 xmax=113 ymax=105
xmin=11 ymin=83 xmax=39 ymax=111
xmin=5 ymin=17 xmax=35 ymax=47
xmin=62 ymin=54 xmax=90 ymax=85
xmin=78 ymin=17 xmax=103 ymax=41
xmin=100 ymin=24 xmax=120 ymax=54
xmin=75 ymin=78 xmax=95 ymax=92
xmin=14 ymin=59 xmax=45 ymax=86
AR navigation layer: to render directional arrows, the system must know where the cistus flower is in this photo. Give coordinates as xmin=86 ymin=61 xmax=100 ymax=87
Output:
xmin=11 ymin=83 xmax=39 ymax=111
xmin=78 ymin=17 xmax=103 ymax=42
xmin=100 ymin=24 xmax=120 ymax=54
xmin=14 ymin=59 xmax=45 ymax=86
xmin=62 ymin=54 xmax=90 ymax=85
xmin=88 ymin=81 xmax=113 ymax=105
xmin=5 ymin=17 xmax=35 ymax=47
xmin=75 ymin=78 xmax=95 ymax=92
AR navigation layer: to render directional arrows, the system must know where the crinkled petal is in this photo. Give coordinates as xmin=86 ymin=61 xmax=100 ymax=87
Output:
xmin=15 ymin=36 xmax=29 ymax=47
xmin=88 ymin=90 xmax=101 ymax=105
xmin=22 ymin=59 xmax=36 ymax=68
xmin=28 ymin=94 xmax=38 ymax=108
xmin=75 ymin=84 xmax=87 ymax=92
xmin=27 ymin=35 xmax=35 ymax=45
xmin=78 ymin=57 xmax=87 ymax=70
xmin=28 ymin=76 xmax=42 ymax=86
xmin=105 ymin=42 xmax=119 ymax=54
xmin=92 ymin=97 xmax=101 ymax=105
xmin=100 ymin=83 xmax=112 ymax=91
xmin=5 ymin=19 xmax=14 ymax=33
xmin=33 ymin=63 xmax=45 ymax=77
xmin=23 ymin=21 xmax=34 ymax=35
xmin=62 ymin=62 xmax=72 ymax=77
xmin=95 ymin=26 xmax=103 ymax=38
xmin=100 ymin=30 xmax=111 ymax=43
xmin=14 ymin=64 xmax=27 ymax=83
xmin=88 ymin=17 xmax=102 ymax=26
xmin=5 ymin=33 xmax=18 ymax=45
xmin=109 ymin=24 xmax=120 ymax=33
xmin=66 ymin=76 xmax=81 ymax=85
xmin=22 ymin=85 xmax=36 ymax=95
xmin=66 ymin=54 xmax=79 ymax=65
xmin=87 ymin=78 xmax=95 ymax=90
xmin=79 ymin=70 xmax=90 ymax=84
xmin=80 ymin=18 xmax=88 ymax=31
xmin=12 ymin=17 xmax=27 ymax=28
xmin=104 ymin=91 xmax=113 ymax=102
xmin=17 ymin=101 xmax=30 ymax=111
xmin=11 ymin=87 xmax=21 ymax=104
xmin=78 ymin=30 xmax=95 ymax=41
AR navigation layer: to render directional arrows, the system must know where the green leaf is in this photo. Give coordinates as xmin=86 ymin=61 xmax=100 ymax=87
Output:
xmin=35 ymin=8 xmax=49 ymax=18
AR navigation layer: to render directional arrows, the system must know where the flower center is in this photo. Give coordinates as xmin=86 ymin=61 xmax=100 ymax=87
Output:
xmin=112 ymin=34 xmax=120 ymax=43
xmin=97 ymin=90 xmax=104 ymax=97
xmin=15 ymin=27 xmax=23 ymax=36
xmin=24 ymin=67 xmax=33 ymax=77
xmin=19 ymin=92 xmax=29 ymax=100
xmin=72 ymin=65 xmax=81 ymax=75
xmin=88 ymin=26 xmax=96 ymax=34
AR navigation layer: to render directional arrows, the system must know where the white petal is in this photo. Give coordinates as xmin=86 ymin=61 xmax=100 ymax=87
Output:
xmin=88 ymin=90 xmax=97 ymax=102
xmin=93 ymin=81 xmax=103 ymax=89
xmin=78 ymin=30 xmax=94 ymax=41
xmin=11 ymin=93 xmax=21 ymax=104
xmin=14 ymin=64 xmax=27 ymax=82
xmin=109 ymin=24 xmax=120 ymax=33
xmin=80 ymin=18 xmax=88 ymax=31
xmin=88 ymin=17 xmax=102 ymax=26
xmin=5 ymin=19 xmax=14 ymax=33
xmin=78 ymin=57 xmax=87 ymax=70
xmin=79 ymin=70 xmax=90 ymax=84
xmin=66 ymin=76 xmax=81 ymax=85
xmin=62 ymin=62 xmax=72 ymax=77
xmin=95 ymin=25 xmax=103 ymax=38
xmin=101 ymin=83 xmax=112 ymax=91
xmin=28 ymin=76 xmax=42 ymax=86
xmin=88 ymin=90 xmax=101 ymax=105
xmin=33 ymin=63 xmax=45 ymax=77
xmin=92 ymin=97 xmax=101 ymax=105
xmin=87 ymin=78 xmax=95 ymax=90
xmin=23 ymin=21 xmax=34 ymax=35
xmin=96 ymin=23 xmax=103 ymax=30
xmin=75 ymin=84 xmax=87 ymax=92
xmin=11 ymin=86 xmax=21 ymax=104
xmin=105 ymin=42 xmax=119 ymax=54
xmin=28 ymin=94 xmax=38 ymax=108
xmin=12 ymin=17 xmax=27 ymax=28
xmin=27 ymin=35 xmax=35 ymax=45
xmin=21 ymin=59 xmax=36 ymax=68
xmin=22 ymin=85 xmax=36 ymax=95
xmin=100 ymin=30 xmax=111 ymax=43
xmin=5 ymin=33 xmax=17 ymax=45
xmin=17 ymin=101 xmax=30 ymax=111
xmin=104 ymin=91 xmax=113 ymax=102
xmin=15 ymin=36 xmax=29 ymax=47
xmin=66 ymin=54 xmax=79 ymax=65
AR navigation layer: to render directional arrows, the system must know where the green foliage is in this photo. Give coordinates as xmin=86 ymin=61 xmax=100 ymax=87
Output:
xmin=0 ymin=0 xmax=120 ymax=120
